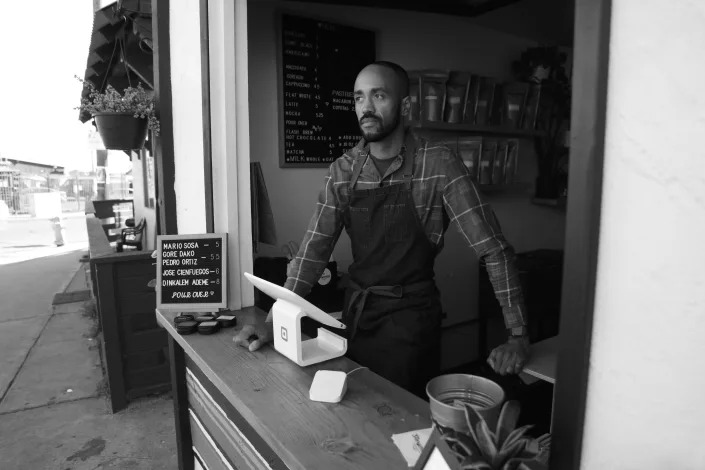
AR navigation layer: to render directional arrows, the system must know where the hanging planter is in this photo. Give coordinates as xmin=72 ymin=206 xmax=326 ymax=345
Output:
xmin=93 ymin=112 xmax=149 ymax=150
xmin=76 ymin=76 xmax=160 ymax=150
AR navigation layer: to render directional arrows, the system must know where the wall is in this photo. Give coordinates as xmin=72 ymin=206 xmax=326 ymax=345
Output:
xmin=171 ymin=0 xmax=207 ymax=234
xmin=474 ymin=0 xmax=574 ymax=47
xmin=131 ymin=150 xmax=157 ymax=251
xmin=247 ymin=0 xmax=566 ymax=367
xmin=96 ymin=0 xmax=115 ymax=9
xmin=581 ymin=2 xmax=705 ymax=469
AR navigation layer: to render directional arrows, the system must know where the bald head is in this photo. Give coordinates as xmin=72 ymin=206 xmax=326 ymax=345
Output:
xmin=355 ymin=61 xmax=409 ymax=99
xmin=353 ymin=61 xmax=410 ymax=143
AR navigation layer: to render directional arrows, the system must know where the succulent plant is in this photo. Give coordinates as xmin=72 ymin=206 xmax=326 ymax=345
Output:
xmin=435 ymin=400 xmax=550 ymax=470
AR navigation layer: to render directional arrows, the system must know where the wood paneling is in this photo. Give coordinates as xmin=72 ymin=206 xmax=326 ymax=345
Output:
xmin=94 ymin=258 xmax=127 ymax=412
xmin=187 ymin=360 xmax=287 ymax=470
xmin=124 ymin=311 xmax=160 ymax=333
xmin=93 ymin=251 xmax=168 ymax=411
xmin=123 ymin=328 xmax=168 ymax=353
xmin=170 ymin=337 xmax=194 ymax=470
xmin=117 ymin=292 xmax=158 ymax=314
xmin=126 ymin=364 xmax=171 ymax=389
xmin=190 ymin=411 xmax=233 ymax=470
xmin=124 ymin=347 xmax=167 ymax=370
xmin=187 ymin=368 xmax=274 ymax=470
xmin=114 ymin=274 xmax=156 ymax=293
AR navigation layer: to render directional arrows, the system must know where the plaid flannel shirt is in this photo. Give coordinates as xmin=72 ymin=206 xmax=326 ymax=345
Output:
xmin=284 ymin=131 xmax=527 ymax=329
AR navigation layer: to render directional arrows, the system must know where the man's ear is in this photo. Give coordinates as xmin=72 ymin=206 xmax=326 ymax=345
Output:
xmin=400 ymin=96 xmax=411 ymax=117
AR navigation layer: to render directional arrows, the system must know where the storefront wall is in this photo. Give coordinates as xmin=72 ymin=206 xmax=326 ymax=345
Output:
xmin=170 ymin=0 xmax=208 ymax=235
xmin=130 ymin=150 xmax=157 ymax=251
xmin=247 ymin=0 xmax=566 ymax=368
xmin=160 ymin=0 xmax=705 ymax=467
xmin=581 ymin=2 xmax=705 ymax=469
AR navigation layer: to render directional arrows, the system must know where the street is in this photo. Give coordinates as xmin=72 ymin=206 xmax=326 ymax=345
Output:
xmin=0 ymin=212 xmax=89 ymax=265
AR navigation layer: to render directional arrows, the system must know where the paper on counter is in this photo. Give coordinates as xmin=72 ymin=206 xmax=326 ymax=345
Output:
xmin=391 ymin=427 xmax=433 ymax=467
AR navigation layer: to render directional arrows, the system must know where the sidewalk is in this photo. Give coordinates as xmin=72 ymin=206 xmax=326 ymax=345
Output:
xmin=0 ymin=250 xmax=177 ymax=469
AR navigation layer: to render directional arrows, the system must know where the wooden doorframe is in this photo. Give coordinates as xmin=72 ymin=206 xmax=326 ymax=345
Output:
xmin=152 ymin=0 xmax=178 ymax=235
xmin=200 ymin=0 xmax=215 ymax=233
xmin=549 ymin=0 xmax=612 ymax=468
xmin=190 ymin=0 xmax=614 ymax=467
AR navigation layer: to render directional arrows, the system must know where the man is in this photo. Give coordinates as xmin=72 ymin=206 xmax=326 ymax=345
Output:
xmin=235 ymin=61 xmax=530 ymax=397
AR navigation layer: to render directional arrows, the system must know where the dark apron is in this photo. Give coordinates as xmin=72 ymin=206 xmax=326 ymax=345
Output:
xmin=343 ymin=149 xmax=442 ymax=398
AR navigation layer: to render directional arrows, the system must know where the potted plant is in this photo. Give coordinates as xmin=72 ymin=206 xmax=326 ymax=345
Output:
xmin=76 ymin=76 xmax=160 ymax=150
xmin=415 ymin=400 xmax=551 ymax=470
xmin=512 ymin=47 xmax=571 ymax=199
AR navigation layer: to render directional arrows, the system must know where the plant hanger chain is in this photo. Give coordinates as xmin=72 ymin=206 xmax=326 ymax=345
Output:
xmin=119 ymin=19 xmax=133 ymax=89
xmin=99 ymin=38 xmax=119 ymax=93
xmin=98 ymin=7 xmax=133 ymax=94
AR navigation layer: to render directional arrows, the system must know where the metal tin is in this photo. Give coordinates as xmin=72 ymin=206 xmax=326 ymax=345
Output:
xmin=426 ymin=374 xmax=505 ymax=432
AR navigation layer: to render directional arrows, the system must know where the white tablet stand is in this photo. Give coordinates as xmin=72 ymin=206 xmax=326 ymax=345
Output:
xmin=243 ymin=273 xmax=347 ymax=367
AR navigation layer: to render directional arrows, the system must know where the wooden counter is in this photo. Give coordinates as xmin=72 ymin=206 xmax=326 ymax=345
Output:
xmin=157 ymin=307 xmax=432 ymax=470
xmin=521 ymin=335 xmax=559 ymax=384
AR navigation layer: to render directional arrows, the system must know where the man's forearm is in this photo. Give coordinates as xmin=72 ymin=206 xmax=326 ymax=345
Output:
xmin=482 ymin=248 xmax=528 ymax=329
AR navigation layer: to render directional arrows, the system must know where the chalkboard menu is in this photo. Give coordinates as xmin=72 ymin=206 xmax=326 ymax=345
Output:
xmin=278 ymin=14 xmax=376 ymax=167
xmin=156 ymin=233 xmax=227 ymax=311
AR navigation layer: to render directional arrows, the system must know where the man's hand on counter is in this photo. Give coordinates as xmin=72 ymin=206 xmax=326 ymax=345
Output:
xmin=487 ymin=336 xmax=530 ymax=376
xmin=233 ymin=321 xmax=274 ymax=352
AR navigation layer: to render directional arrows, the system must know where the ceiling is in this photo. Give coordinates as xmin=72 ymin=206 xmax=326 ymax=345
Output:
xmin=286 ymin=0 xmax=575 ymax=46
xmin=473 ymin=0 xmax=575 ymax=47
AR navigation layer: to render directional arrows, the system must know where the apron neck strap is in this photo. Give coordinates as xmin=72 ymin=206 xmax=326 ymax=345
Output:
xmin=400 ymin=145 xmax=414 ymax=185
xmin=350 ymin=152 xmax=367 ymax=188
xmin=350 ymin=133 xmax=416 ymax=188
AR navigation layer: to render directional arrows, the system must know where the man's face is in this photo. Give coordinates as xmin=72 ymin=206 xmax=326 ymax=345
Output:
xmin=353 ymin=66 xmax=408 ymax=142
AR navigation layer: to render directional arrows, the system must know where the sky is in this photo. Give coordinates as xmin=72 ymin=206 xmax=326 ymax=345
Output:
xmin=0 ymin=2 xmax=97 ymax=171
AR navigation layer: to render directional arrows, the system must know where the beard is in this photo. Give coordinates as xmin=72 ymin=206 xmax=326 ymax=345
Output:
xmin=358 ymin=111 xmax=401 ymax=143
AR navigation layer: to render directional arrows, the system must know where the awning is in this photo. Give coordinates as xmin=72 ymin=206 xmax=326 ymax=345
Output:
xmin=79 ymin=0 xmax=153 ymax=123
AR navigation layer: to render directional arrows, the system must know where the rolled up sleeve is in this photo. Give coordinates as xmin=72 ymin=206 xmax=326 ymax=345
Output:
xmin=441 ymin=152 xmax=527 ymax=328
xmin=284 ymin=167 xmax=344 ymax=298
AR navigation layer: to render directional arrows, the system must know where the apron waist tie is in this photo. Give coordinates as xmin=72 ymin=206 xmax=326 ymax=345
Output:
xmin=347 ymin=279 xmax=434 ymax=341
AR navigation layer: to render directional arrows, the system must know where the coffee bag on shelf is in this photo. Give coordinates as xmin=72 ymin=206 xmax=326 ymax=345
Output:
xmin=444 ymin=72 xmax=472 ymax=124
xmin=420 ymin=70 xmax=449 ymax=122
xmin=406 ymin=71 xmax=421 ymax=123
xmin=457 ymin=136 xmax=483 ymax=181
xmin=504 ymin=140 xmax=519 ymax=184
xmin=479 ymin=139 xmax=497 ymax=185
xmin=493 ymin=140 xmax=509 ymax=184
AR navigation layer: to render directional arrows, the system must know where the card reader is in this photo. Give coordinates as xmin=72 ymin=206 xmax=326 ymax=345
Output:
xmin=309 ymin=370 xmax=348 ymax=403
xmin=243 ymin=272 xmax=347 ymax=367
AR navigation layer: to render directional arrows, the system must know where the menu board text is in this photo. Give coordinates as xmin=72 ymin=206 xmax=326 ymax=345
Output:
xmin=279 ymin=14 xmax=375 ymax=167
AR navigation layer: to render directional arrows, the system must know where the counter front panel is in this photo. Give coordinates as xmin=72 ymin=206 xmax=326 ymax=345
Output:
xmin=157 ymin=307 xmax=433 ymax=470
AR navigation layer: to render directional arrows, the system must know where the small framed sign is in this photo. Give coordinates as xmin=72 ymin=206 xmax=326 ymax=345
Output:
xmin=156 ymin=233 xmax=227 ymax=311
xmin=413 ymin=428 xmax=461 ymax=470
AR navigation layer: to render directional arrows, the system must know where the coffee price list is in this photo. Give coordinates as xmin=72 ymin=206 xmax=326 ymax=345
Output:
xmin=279 ymin=14 xmax=375 ymax=167
xmin=156 ymin=234 xmax=227 ymax=309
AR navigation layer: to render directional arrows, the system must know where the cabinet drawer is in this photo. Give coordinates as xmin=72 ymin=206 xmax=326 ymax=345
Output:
xmin=187 ymin=368 xmax=274 ymax=470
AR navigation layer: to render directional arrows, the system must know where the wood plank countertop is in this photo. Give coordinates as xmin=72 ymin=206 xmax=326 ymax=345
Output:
xmin=156 ymin=307 xmax=432 ymax=470
xmin=521 ymin=335 xmax=559 ymax=384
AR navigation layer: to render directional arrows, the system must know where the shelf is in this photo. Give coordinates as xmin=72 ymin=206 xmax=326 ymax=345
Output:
xmin=531 ymin=197 xmax=567 ymax=211
xmin=478 ymin=182 xmax=532 ymax=195
xmin=410 ymin=121 xmax=546 ymax=138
